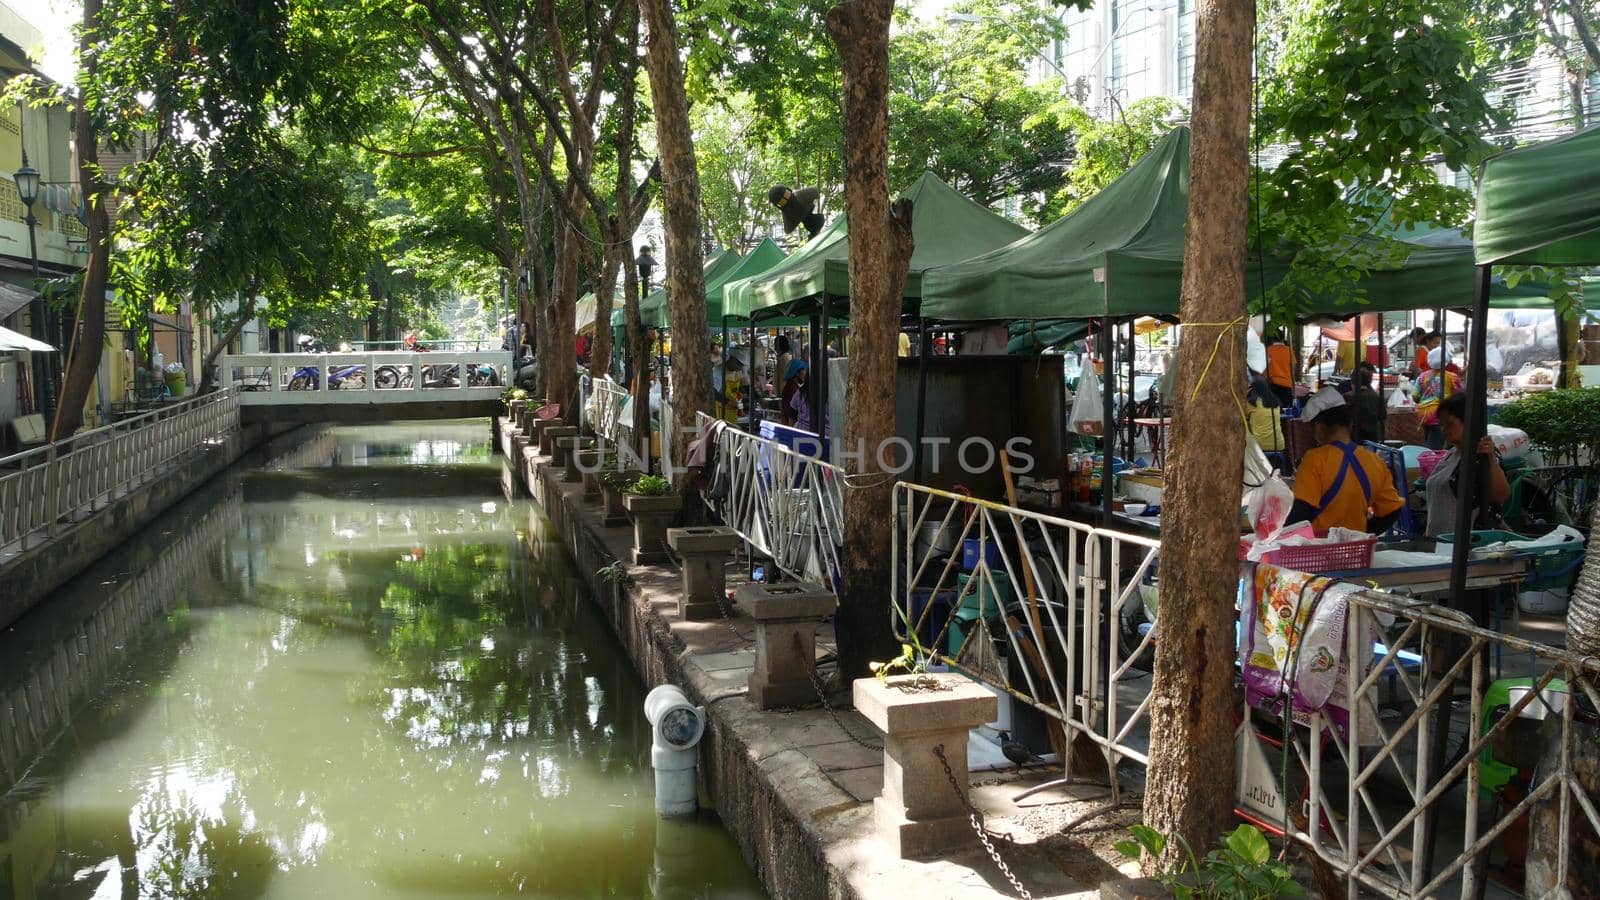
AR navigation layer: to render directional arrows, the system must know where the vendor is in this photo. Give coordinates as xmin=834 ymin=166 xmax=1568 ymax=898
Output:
xmin=1264 ymin=331 xmax=1296 ymax=407
xmin=781 ymin=359 xmax=808 ymax=426
xmin=1424 ymin=393 xmax=1511 ymax=537
xmin=1285 ymin=388 xmax=1403 ymax=534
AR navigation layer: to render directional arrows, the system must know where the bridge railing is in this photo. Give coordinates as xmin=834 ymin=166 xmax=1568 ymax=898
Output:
xmin=220 ymin=350 xmax=512 ymax=404
xmin=0 ymin=388 xmax=240 ymax=555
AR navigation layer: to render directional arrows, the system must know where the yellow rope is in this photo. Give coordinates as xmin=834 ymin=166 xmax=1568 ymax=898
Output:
xmin=1181 ymin=317 xmax=1253 ymax=429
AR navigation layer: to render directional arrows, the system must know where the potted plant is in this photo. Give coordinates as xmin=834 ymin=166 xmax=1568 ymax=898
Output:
xmin=623 ymin=474 xmax=682 ymax=564
xmin=599 ymin=467 xmax=643 ymax=526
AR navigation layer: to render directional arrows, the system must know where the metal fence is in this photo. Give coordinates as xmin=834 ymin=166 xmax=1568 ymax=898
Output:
xmin=700 ymin=412 xmax=844 ymax=589
xmin=219 ymin=350 xmax=510 ymax=404
xmin=889 ymin=480 xmax=1600 ymax=898
xmin=0 ymin=389 xmax=240 ymax=554
xmin=587 ymin=376 xmax=645 ymax=470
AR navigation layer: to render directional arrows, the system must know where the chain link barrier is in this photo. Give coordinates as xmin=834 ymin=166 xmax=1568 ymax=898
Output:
xmin=933 ymin=743 xmax=1033 ymax=900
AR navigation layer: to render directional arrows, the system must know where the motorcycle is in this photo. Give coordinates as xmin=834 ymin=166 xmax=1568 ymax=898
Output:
xmin=288 ymin=363 xmax=366 ymax=391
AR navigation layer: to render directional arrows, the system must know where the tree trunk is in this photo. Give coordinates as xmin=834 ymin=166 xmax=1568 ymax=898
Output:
xmin=1569 ymin=499 xmax=1600 ymax=656
xmin=198 ymin=292 xmax=257 ymax=394
xmin=49 ymin=0 xmax=110 ymax=441
xmin=826 ymin=0 xmax=915 ymax=681
xmin=640 ymin=0 xmax=712 ymax=477
xmin=625 ymin=247 xmax=650 ymax=467
xmin=1140 ymin=0 xmax=1253 ymax=866
xmin=592 ymin=233 xmax=621 ymax=383
xmin=1569 ymin=0 xmax=1600 ymax=74
xmin=547 ymin=192 xmax=582 ymax=418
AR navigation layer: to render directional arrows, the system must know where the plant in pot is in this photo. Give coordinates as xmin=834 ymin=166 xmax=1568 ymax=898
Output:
xmin=623 ymin=474 xmax=682 ymax=565
xmin=599 ymin=467 xmax=643 ymax=527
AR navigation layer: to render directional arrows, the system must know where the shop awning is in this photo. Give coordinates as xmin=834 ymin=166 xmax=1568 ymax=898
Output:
xmin=0 ymin=281 xmax=37 ymax=320
xmin=721 ymin=171 xmax=1029 ymax=321
xmin=708 ymin=238 xmax=786 ymax=323
xmin=0 ymin=323 xmax=55 ymax=352
xmin=1475 ymin=125 xmax=1600 ymax=266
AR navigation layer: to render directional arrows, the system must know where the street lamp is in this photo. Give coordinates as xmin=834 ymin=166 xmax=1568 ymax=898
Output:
xmin=13 ymin=152 xmax=54 ymax=423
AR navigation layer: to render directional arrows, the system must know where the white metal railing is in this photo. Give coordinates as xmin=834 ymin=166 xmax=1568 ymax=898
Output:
xmin=0 ymin=388 xmax=240 ymax=554
xmin=889 ymin=480 xmax=1600 ymax=898
xmin=219 ymin=351 xmax=510 ymax=405
xmin=700 ymin=411 xmax=843 ymax=589
xmin=588 ymin=376 xmax=646 ymax=469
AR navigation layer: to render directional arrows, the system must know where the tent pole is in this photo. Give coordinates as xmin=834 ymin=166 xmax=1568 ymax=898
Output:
xmin=747 ymin=320 xmax=757 ymax=433
xmin=720 ymin=315 xmax=730 ymax=421
xmin=1100 ymin=314 xmax=1115 ymax=529
xmin=1125 ymin=320 xmax=1137 ymax=461
xmin=818 ymin=295 xmax=831 ymax=442
xmin=809 ymin=307 xmax=822 ymax=440
xmin=913 ymin=318 xmax=930 ymax=484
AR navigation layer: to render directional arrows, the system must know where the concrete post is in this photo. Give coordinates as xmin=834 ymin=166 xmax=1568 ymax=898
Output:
xmin=853 ymin=674 xmax=997 ymax=859
xmin=736 ymin=581 xmax=835 ymax=710
xmin=545 ymin=426 xmax=579 ymax=467
xmin=666 ymin=526 xmax=741 ymax=621
xmin=535 ymin=419 xmax=565 ymax=455
xmin=560 ymin=437 xmax=595 ymax=482
xmin=624 ymin=493 xmax=683 ymax=565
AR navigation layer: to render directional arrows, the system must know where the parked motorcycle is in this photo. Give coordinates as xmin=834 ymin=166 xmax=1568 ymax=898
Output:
xmin=288 ymin=363 xmax=366 ymax=391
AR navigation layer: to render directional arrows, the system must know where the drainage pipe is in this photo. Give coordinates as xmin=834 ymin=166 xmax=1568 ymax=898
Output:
xmin=643 ymin=684 xmax=706 ymax=817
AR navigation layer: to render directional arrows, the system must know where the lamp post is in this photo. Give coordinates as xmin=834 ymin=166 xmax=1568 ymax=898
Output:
xmin=13 ymin=153 xmax=54 ymax=423
xmin=636 ymin=246 xmax=664 ymax=396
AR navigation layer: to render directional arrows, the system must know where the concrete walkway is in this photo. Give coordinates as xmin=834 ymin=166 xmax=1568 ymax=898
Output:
xmin=500 ymin=419 xmax=1139 ymax=899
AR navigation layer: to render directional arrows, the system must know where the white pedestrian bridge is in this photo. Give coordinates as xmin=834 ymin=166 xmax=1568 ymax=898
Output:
xmin=220 ymin=350 xmax=512 ymax=424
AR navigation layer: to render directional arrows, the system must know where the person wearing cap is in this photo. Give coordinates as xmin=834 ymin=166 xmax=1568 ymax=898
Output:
xmin=1285 ymin=387 xmax=1403 ymax=534
xmin=781 ymin=358 xmax=808 ymax=426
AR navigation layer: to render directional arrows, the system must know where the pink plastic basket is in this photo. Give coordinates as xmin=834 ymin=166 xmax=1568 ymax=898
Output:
xmin=1256 ymin=536 xmax=1377 ymax=573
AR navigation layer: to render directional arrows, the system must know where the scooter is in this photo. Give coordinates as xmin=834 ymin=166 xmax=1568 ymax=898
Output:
xmin=288 ymin=363 xmax=366 ymax=391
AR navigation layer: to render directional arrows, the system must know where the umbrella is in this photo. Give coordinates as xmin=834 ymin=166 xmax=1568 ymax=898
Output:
xmin=0 ymin=325 xmax=56 ymax=352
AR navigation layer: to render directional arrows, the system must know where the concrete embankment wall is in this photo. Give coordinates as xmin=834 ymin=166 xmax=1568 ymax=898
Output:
xmin=504 ymin=420 xmax=871 ymax=900
xmin=0 ymin=421 xmax=303 ymax=630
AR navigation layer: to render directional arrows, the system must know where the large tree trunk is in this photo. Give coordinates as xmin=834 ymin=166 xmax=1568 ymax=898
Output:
xmin=592 ymin=235 xmax=621 ymax=383
xmin=640 ymin=0 xmax=712 ymax=477
xmin=547 ymin=196 xmax=582 ymax=418
xmin=1569 ymin=499 xmax=1600 ymax=656
xmin=49 ymin=0 xmax=110 ymax=441
xmin=1140 ymin=0 xmax=1253 ymax=866
xmin=625 ymin=247 xmax=650 ymax=467
xmin=826 ymin=0 xmax=914 ymax=681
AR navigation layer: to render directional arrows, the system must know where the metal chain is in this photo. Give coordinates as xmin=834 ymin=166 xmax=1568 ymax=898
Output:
xmin=932 ymin=744 xmax=1032 ymax=900
xmin=795 ymin=632 xmax=883 ymax=751
xmin=661 ymin=538 xmax=750 ymax=643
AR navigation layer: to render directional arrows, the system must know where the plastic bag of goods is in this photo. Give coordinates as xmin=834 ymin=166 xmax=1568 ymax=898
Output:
xmin=1245 ymin=473 xmax=1295 ymax=539
xmin=1388 ymin=387 xmax=1416 ymax=409
xmin=1487 ymin=424 xmax=1530 ymax=460
xmin=1069 ymin=368 xmax=1104 ymax=436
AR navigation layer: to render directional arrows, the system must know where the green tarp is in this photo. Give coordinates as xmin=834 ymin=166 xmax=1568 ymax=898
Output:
xmin=709 ymin=238 xmax=787 ymax=323
xmin=720 ymin=172 xmax=1029 ymax=321
xmin=921 ymin=127 xmax=1498 ymax=322
xmin=1475 ymin=125 xmax=1600 ymax=267
xmin=920 ymin=128 xmax=1191 ymax=322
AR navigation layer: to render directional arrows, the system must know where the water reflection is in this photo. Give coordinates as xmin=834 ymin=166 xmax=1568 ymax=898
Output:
xmin=0 ymin=421 xmax=763 ymax=899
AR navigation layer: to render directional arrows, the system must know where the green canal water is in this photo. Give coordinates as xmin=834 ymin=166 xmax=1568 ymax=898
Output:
xmin=0 ymin=421 xmax=764 ymax=899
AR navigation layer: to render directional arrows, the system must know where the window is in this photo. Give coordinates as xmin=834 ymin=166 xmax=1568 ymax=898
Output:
xmin=1176 ymin=0 xmax=1197 ymax=98
xmin=1111 ymin=0 xmax=1126 ymax=90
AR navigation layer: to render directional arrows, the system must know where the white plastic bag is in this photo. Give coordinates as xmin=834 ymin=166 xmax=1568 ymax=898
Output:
xmin=1387 ymin=388 xmax=1416 ymax=409
xmin=1243 ymin=433 xmax=1275 ymax=488
xmin=1070 ymin=368 xmax=1104 ymax=435
xmin=1245 ymin=473 xmax=1295 ymax=539
xmin=1487 ymin=424 xmax=1530 ymax=460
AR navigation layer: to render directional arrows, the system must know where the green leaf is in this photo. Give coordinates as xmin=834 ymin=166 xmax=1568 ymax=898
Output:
xmin=1226 ymin=825 xmax=1272 ymax=867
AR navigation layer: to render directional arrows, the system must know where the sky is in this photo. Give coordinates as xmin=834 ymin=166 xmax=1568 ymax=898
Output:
xmin=11 ymin=0 xmax=79 ymax=84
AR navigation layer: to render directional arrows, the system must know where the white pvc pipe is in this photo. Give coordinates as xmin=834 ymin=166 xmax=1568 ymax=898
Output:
xmin=643 ymin=684 xmax=706 ymax=817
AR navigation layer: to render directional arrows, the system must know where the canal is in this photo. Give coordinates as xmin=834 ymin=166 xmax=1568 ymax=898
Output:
xmin=0 ymin=421 xmax=764 ymax=898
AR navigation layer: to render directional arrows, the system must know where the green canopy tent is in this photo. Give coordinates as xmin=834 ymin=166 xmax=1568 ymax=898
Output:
xmin=1447 ymin=126 xmax=1600 ymax=612
xmin=921 ymin=127 xmax=1499 ymax=323
xmin=719 ymin=171 xmax=1030 ymax=321
xmin=720 ymin=172 xmax=1028 ymax=438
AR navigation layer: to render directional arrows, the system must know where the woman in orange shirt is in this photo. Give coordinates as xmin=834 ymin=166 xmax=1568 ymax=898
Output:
xmin=1264 ymin=331 xmax=1295 ymax=407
